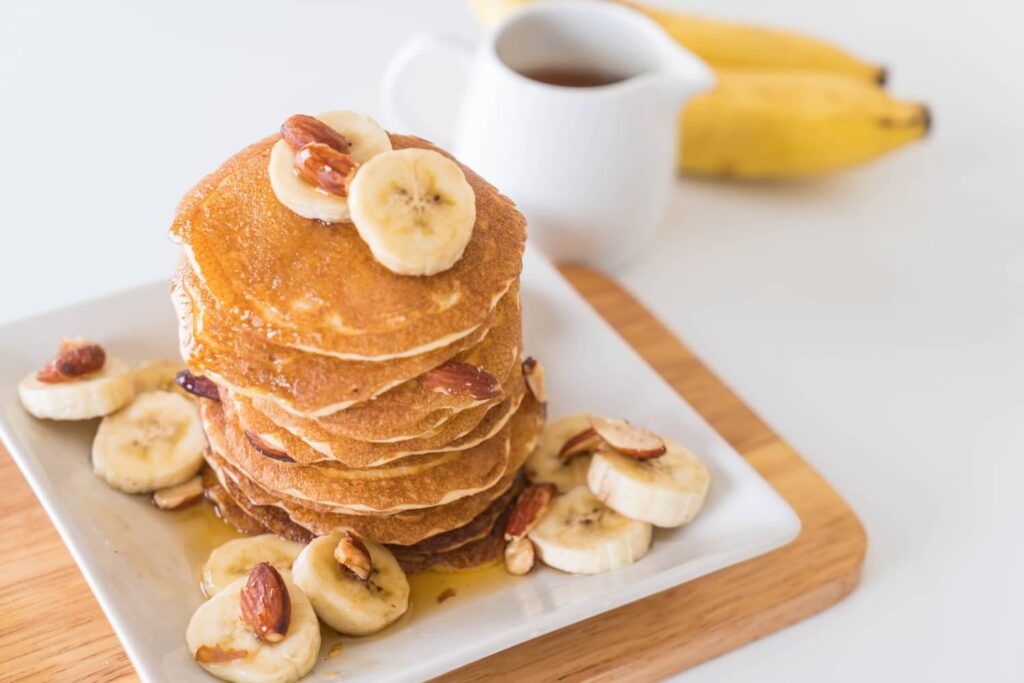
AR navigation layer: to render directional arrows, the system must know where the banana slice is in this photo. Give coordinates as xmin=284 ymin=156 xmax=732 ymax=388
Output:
xmin=588 ymin=439 xmax=710 ymax=528
xmin=203 ymin=535 xmax=307 ymax=597
xmin=529 ymin=486 xmax=652 ymax=575
xmin=347 ymin=148 xmax=476 ymax=276
xmin=268 ymin=110 xmax=392 ymax=223
xmin=524 ymin=413 xmax=597 ymax=492
xmin=186 ymin=573 xmax=320 ymax=683
xmin=133 ymin=358 xmax=189 ymax=397
xmin=292 ymin=532 xmax=409 ymax=635
xmin=92 ymin=391 xmax=205 ymax=493
xmin=18 ymin=356 xmax=134 ymax=420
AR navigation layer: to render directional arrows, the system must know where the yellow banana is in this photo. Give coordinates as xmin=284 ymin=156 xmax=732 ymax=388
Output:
xmin=468 ymin=0 xmax=885 ymax=83
xmin=680 ymin=70 xmax=929 ymax=178
xmin=625 ymin=2 xmax=885 ymax=84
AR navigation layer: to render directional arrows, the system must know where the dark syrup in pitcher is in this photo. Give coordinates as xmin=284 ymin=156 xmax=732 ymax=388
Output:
xmin=520 ymin=66 xmax=627 ymax=87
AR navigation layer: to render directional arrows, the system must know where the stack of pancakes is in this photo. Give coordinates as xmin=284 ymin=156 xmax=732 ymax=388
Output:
xmin=169 ymin=133 xmax=542 ymax=572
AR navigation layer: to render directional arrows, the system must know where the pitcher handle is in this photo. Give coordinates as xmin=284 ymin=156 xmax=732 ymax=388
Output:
xmin=381 ymin=33 xmax=474 ymax=148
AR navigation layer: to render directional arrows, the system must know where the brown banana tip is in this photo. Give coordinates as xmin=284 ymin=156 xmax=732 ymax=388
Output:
xmin=876 ymin=66 xmax=889 ymax=87
xmin=921 ymin=105 xmax=932 ymax=135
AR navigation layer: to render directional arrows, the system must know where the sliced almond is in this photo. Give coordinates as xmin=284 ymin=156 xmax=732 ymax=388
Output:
xmin=505 ymin=483 xmax=557 ymax=540
xmin=293 ymin=142 xmax=358 ymax=196
xmin=522 ymin=357 xmax=546 ymax=404
xmin=591 ymin=417 xmax=667 ymax=459
xmin=152 ymin=475 xmax=204 ymax=510
xmin=281 ymin=114 xmax=351 ymax=154
xmin=36 ymin=339 xmax=106 ymax=383
xmin=504 ymin=536 xmax=536 ymax=576
xmin=420 ymin=361 xmax=503 ymax=401
xmin=240 ymin=562 xmax=291 ymax=643
xmin=558 ymin=427 xmax=602 ymax=461
xmin=195 ymin=644 xmax=249 ymax=663
xmin=246 ymin=432 xmax=296 ymax=463
xmin=334 ymin=532 xmax=372 ymax=581
xmin=174 ymin=370 xmax=220 ymax=401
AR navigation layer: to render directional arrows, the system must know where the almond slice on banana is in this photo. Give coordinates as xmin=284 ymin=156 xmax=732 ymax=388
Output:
xmin=268 ymin=110 xmax=392 ymax=223
xmin=91 ymin=391 xmax=206 ymax=493
xmin=588 ymin=439 xmax=710 ymax=528
xmin=348 ymin=148 xmax=476 ymax=276
xmin=203 ymin=534 xmax=307 ymax=597
xmin=529 ymin=486 xmax=652 ymax=575
xmin=524 ymin=413 xmax=599 ymax=492
xmin=292 ymin=532 xmax=409 ymax=636
xmin=187 ymin=569 xmax=320 ymax=683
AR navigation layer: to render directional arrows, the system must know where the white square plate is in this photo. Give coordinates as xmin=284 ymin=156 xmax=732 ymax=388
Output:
xmin=0 ymin=249 xmax=799 ymax=682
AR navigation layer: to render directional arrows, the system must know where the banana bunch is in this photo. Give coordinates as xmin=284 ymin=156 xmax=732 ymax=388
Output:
xmin=468 ymin=0 xmax=930 ymax=178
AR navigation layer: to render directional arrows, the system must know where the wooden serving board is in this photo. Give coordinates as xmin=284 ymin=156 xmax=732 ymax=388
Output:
xmin=0 ymin=268 xmax=866 ymax=682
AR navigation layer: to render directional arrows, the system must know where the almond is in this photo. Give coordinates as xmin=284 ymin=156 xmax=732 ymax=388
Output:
xmin=558 ymin=427 xmax=602 ymax=461
xmin=420 ymin=361 xmax=503 ymax=401
xmin=152 ymin=475 xmax=204 ymax=510
xmin=195 ymin=644 xmax=249 ymax=663
xmin=240 ymin=562 xmax=291 ymax=642
xmin=174 ymin=370 xmax=220 ymax=401
xmin=522 ymin=357 xmax=546 ymax=403
xmin=505 ymin=482 xmax=557 ymax=540
xmin=293 ymin=142 xmax=358 ymax=197
xmin=281 ymin=114 xmax=351 ymax=154
xmin=591 ymin=416 xmax=666 ymax=459
xmin=245 ymin=432 xmax=296 ymax=463
xmin=334 ymin=531 xmax=372 ymax=581
xmin=36 ymin=339 xmax=105 ymax=383
xmin=504 ymin=536 xmax=536 ymax=576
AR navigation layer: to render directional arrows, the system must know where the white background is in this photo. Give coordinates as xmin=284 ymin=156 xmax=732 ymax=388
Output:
xmin=1 ymin=0 xmax=1022 ymax=681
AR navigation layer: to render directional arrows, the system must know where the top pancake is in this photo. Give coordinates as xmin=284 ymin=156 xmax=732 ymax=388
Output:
xmin=170 ymin=133 xmax=526 ymax=360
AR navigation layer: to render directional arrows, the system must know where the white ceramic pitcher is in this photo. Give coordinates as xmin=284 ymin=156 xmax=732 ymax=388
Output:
xmin=382 ymin=0 xmax=713 ymax=270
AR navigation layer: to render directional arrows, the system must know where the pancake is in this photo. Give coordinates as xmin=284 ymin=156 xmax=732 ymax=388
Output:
xmin=171 ymin=134 xmax=526 ymax=361
xmin=226 ymin=378 xmax=525 ymax=467
xmin=389 ymin=473 xmax=524 ymax=557
xmin=246 ymin=296 xmax=524 ymax=442
xmin=175 ymin=264 xmax=520 ymax=417
xmin=203 ymin=395 xmax=544 ymax=545
xmin=204 ymin=399 xmax=513 ymax=513
xmin=205 ymin=453 xmax=514 ymax=572
xmin=392 ymin=513 xmax=508 ymax=573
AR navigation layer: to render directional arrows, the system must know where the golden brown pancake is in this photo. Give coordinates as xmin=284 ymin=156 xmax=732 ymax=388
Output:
xmin=204 ymin=399 xmax=513 ymax=513
xmin=205 ymin=455 xmax=515 ymax=572
xmin=174 ymin=264 xmax=521 ymax=417
xmin=389 ymin=474 xmax=523 ymax=556
xmin=225 ymin=379 xmax=524 ymax=467
xmin=392 ymin=514 xmax=507 ymax=573
xmin=202 ymin=395 xmax=543 ymax=545
xmin=171 ymin=134 xmax=526 ymax=360
xmin=248 ymin=318 xmax=524 ymax=445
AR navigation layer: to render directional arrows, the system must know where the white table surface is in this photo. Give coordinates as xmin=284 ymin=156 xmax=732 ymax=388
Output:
xmin=1 ymin=0 xmax=1021 ymax=681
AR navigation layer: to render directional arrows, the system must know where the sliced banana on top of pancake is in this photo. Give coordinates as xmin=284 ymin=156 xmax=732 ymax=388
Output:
xmin=529 ymin=486 xmax=653 ymax=575
xmin=203 ymin=535 xmax=307 ymax=597
xmin=292 ymin=532 xmax=410 ymax=636
xmin=348 ymin=148 xmax=477 ymax=276
xmin=268 ymin=110 xmax=392 ymax=223
xmin=588 ymin=438 xmax=710 ymax=528
xmin=524 ymin=413 xmax=598 ymax=492
xmin=92 ymin=391 xmax=206 ymax=493
xmin=187 ymin=564 xmax=320 ymax=683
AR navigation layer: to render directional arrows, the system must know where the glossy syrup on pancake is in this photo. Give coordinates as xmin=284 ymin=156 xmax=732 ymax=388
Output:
xmin=173 ymin=262 xmax=503 ymax=415
xmin=171 ymin=135 xmax=526 ymax=360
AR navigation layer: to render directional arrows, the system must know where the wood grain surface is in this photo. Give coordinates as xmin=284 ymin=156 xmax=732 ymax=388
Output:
xmin=0 ymin=267 xmax=866 ymax=682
